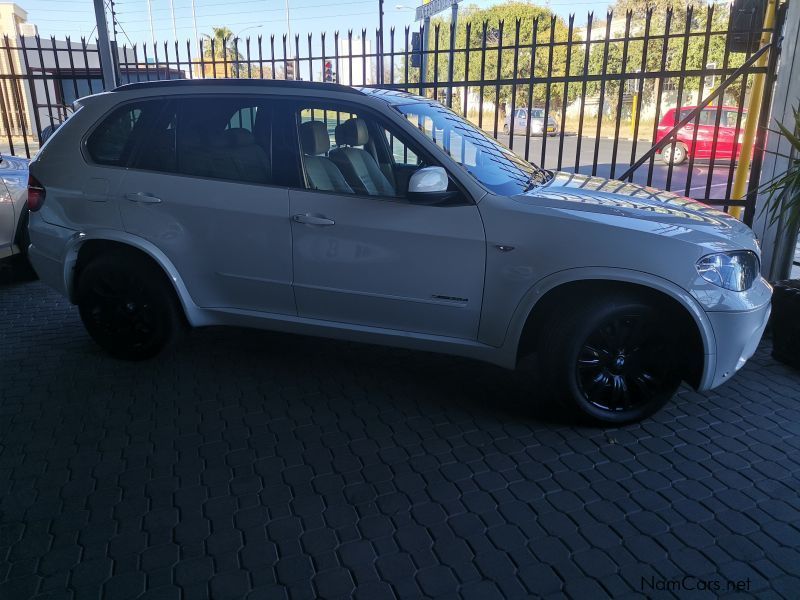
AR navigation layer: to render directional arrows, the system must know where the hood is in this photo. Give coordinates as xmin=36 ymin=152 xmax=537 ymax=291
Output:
xmin=516 ymin=171 xmax=758 ymax=253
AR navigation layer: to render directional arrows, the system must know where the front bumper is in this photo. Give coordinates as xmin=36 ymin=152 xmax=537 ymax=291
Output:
xmin=703 ymin=300 xmax=771 ymax=389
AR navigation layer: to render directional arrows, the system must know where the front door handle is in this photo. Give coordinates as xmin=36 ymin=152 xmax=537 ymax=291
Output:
xmin=292 ymin=213 xmax=335 ymax=226
xmin=125 ymin=192 xmax=162 ymax=204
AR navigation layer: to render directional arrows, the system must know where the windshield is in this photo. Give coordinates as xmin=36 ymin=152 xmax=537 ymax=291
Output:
xmin=395 ymin=101 xmax=549 ymax=196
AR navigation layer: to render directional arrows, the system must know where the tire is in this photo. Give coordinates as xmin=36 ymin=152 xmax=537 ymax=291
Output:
xmin=77 ymin=252 xmax=186 ymax=360
xmin=661 ymin=142 xmax=687 ymax=166
xmin=538 ymin=294 xmax=682 ymax=424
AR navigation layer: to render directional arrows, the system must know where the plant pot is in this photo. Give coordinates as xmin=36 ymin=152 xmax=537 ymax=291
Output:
xmin=771 ymin=279 xmax=800 ymax=369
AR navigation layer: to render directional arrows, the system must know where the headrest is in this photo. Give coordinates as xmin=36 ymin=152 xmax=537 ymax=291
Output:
xmin=299 ymin=120 xmax=330 ymax=155
xmin=334 ymin=118 xmax=369 ymax=146
xmin=220 ymin=128 xmax=256 ymax=147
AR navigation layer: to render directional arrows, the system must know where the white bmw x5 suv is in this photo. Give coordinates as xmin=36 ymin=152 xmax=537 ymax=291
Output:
xmin=27 ymin=80 xmax=771 ymax=423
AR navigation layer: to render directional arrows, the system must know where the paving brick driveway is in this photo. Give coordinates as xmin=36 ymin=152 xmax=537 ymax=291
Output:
xmin=1 ymin=264 xmax=799 ymax=599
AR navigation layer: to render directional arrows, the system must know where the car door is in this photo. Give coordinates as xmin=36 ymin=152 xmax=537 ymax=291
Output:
xmin=718 ymin=109 xmax=743 ymax=160
xmin=114 ymin=95 xmax=295 ymax=315
xmin=696 ymin=108 xmax=724 ymax=159
xmin=286 ymin=100 xmax=486 ymax=340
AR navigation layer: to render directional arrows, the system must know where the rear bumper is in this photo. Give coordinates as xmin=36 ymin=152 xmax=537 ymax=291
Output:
xmin=702 ymin=300 xmax=771 ymax=390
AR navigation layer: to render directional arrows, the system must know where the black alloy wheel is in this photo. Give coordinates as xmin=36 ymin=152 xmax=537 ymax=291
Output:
xmin=576 ymin=313 xmax=676 ymax=413
xmin=538 ymin=295 xmax=683 ymax=424
xmin=77 ymin=253 xmax=184 ymax=360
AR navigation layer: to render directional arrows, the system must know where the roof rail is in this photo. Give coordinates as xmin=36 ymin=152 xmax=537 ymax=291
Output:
xmin=112 ymin=78 xmax=364 ymax=95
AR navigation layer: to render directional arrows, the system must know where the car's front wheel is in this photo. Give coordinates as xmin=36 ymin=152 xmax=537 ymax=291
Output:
xmin=661 ymin=142 xmax=687 ymax=165
xmin=538 ymin=294 xmax=682 ymax=424
xmin=77 ymin=253 xmax=185 ymax=360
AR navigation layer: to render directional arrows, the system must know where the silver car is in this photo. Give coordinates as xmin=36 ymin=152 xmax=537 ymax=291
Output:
xmin=27 ymin=81 xmax=771 ymax=423
xmin=0 ymin=153 xmax=30 ymax=261
xmin=504 ymin=108 xmax=559 ymax=136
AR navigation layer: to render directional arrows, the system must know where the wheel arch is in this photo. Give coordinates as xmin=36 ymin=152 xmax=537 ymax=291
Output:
xmin=65 ymin=232 xmax=205 ymax=326
xmin=506 ymin=269 xmax=715 ymax=390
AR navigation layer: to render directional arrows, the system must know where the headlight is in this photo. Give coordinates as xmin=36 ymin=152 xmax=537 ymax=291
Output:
xmin=696 ymin=251 xmax=759 ymax=291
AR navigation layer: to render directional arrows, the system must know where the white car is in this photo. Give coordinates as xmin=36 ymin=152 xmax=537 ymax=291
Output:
xmin=27 ymin=80 xmax=771 ymax=423
xmin=0 ymin=153 xmax=30 ymax=261
xmin=504 ymin=108 xmax=559 ymax=136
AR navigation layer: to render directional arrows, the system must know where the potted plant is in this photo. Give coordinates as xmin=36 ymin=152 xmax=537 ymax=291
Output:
xmin=761 ymin=105 xmax=800 ymax=368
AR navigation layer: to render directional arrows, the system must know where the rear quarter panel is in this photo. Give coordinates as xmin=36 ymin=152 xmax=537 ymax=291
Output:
xmin=30 ymin=94 xmax=125 ymax=233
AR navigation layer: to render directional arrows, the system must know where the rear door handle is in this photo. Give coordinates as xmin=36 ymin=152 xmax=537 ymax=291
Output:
xmin=292 ymin=213 xmax=335 ymax=226
xmin=125 ymin=192 xmax=162 ymax=204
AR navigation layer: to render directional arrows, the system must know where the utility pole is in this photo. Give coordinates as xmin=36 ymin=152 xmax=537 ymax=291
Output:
xmin=445 ymin=1 xmax=458 ymax=106
xmin=191 ymin=0 xmax=200 ymax=57
xmin=92 ymin=0 xmax=117 ymax=89
xmin=285 ymin=0 xmax=293 ymax=57
xmin=378 ymin=0 xmax=384 ymax=84
xmin=146 ymin=0 xmax=155 ymax=46
xmin=109 ymin=0 xmax=118 ymax=42
xmin=168 ymin=0 xmax=178 ymax=41
xmin=420 ymin=16 xmax=430 ymax=94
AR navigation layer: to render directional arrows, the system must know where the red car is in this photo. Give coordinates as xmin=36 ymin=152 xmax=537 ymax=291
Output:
xmin=656 ymin=106 xmax=746 ymax=165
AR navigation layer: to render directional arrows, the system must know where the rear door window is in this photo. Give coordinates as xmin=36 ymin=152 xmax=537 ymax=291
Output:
xmin=175 ymin=97 xmax=272 ymax=185
xmin=86 ymin=101 xmax=162 ymax=166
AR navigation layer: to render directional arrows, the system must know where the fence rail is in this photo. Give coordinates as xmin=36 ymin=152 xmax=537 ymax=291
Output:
xmin=0 ymin=5 xmax=785 ymax=224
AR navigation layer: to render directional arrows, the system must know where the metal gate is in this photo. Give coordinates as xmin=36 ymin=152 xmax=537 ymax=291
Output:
xmin=0 ymin=5 xmax=786 ymax=224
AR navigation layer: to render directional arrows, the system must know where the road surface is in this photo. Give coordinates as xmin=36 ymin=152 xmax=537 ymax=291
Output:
xmin=496 ymin=132 xmax=741 ymax=202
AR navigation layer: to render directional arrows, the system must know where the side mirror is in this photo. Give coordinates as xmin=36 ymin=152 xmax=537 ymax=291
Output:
xmin=408 ymin=166 xmax=448 ymax=194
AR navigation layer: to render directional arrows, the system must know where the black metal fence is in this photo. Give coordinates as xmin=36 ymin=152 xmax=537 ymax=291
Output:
xmin=0 ymin=5 xmax=785 ymax=223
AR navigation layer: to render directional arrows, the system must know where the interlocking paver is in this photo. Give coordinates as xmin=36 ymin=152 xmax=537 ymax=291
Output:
xmin=1 ymin=274 xmax=799 ymax=598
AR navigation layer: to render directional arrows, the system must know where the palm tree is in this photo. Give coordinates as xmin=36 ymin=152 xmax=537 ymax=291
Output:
xmin=199 ymin=27 xmax=243 ymax=77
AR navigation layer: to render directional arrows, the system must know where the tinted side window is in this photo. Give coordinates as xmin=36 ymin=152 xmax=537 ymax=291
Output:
xmin=176 ymin=97 xmax=272 ymax=185
xmin=131 ymin=102 xmax=177 ymax=173
xmin=87 ymin=101 xmax=159 ymax=166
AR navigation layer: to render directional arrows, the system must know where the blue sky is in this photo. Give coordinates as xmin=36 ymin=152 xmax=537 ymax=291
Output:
xmin=21 ymin=0 xmax=610 ymax=46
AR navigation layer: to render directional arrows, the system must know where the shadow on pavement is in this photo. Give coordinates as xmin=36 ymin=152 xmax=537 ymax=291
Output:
xmin=0 ymin=256 xmax=37 ymax=286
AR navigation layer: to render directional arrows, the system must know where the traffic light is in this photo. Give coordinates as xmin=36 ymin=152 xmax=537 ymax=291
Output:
xmin=324 ymin=61 xmax=333 ymax=82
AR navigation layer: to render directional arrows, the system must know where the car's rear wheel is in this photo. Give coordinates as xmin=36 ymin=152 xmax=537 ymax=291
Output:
xmin=77 ymin=253 xmax=185 ymax=360
xmin=661 ymin=142 xmax=687 ymax=165
xmin=538 ymin=295 xmax=682 ymax=424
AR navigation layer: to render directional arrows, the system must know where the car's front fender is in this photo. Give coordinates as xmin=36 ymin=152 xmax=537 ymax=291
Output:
xmin=498 ymin=267 xmax=717 ymax=388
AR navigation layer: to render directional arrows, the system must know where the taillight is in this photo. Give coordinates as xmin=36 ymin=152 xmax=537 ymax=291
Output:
xmin=27 ymin=174 xmax=45 ymax=212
